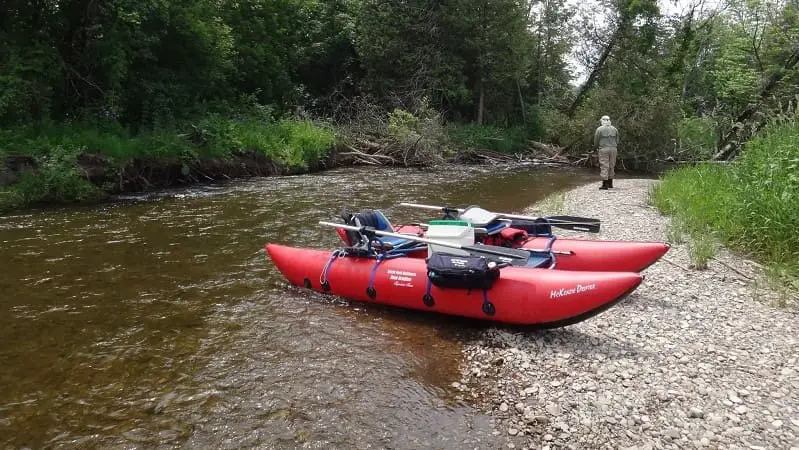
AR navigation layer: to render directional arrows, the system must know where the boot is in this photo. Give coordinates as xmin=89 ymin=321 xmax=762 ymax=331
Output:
xmin=608 ymin=178 xmax=614 ymax=188
xmin=599 ymin=180 xmax=609 ymax=190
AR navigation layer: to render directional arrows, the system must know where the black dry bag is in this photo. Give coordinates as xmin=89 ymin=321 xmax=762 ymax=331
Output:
xmin=426 ymin=252 xmax=500 ymax=290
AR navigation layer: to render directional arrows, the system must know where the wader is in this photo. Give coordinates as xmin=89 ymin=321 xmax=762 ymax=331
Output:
xmin=598 ymin=147 xmax=617 ymax=189
xmin=594 ymin=124 xmax=619 ymax=189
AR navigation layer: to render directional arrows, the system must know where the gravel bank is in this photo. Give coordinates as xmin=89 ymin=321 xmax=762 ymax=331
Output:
xmin=456 ymin=177 xmax=798 ymax=450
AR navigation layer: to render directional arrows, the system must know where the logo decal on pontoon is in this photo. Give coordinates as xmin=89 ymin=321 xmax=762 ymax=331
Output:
xmin=387 ymin=269 xmax=417 ymax=288
xmin=550 ymin=283 xmax=597 ymax=299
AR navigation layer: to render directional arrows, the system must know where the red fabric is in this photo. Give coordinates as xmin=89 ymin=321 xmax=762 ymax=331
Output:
xmin=500 ymin=227 xmax=528 ymax=244
xmin=335 ymin=228 xmax=351 ymax=246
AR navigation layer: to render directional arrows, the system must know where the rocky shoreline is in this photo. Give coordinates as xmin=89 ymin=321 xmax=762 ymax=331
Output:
xmin=456 ymin=178 xmax=798 ymax=450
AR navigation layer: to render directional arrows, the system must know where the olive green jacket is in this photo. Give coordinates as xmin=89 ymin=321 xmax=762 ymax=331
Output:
xmin=594 ymin=125 xmax=619 ymax=148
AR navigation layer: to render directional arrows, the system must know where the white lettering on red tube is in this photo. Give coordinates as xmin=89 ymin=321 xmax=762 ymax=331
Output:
xmin=550 ymin=283 xmax=597 ymax=299
xmin=387 ymin=269 xmax=417 ymax=288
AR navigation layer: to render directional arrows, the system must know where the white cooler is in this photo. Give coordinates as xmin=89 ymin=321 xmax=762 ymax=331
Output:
xmin=425 ymin=220 xmax=475 ymax=257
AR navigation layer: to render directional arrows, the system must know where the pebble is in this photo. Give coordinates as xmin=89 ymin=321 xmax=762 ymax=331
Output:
xmin=546 ymin=404 xmax=562 ymax=416
xmin=665 ymin=427 xmax=682 ymax=439
xmin=689 ymin=407 xmax=705 ymax=419
xmin=458 ymin=179 xmax=799 ymax=450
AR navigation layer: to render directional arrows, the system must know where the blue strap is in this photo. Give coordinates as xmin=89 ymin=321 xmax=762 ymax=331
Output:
xmin=367 ymin=254 xmax=385 ymax=292
xmin=544 ymin=236 xmax=557 ymax=269
xmin=320 ymin=249 xmax=344 ymax=285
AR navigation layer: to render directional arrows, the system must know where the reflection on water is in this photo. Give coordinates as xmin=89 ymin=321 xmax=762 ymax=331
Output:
xmin=0 ymin=164 xmax=590 ymax=448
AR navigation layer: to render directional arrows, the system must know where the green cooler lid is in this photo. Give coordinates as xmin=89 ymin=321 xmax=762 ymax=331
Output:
xmin=428 ymin=219 xmax=471 ymax=227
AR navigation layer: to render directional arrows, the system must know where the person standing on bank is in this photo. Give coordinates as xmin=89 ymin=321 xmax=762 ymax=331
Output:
xmin=594 ymin=115 xmax=618 ymax=190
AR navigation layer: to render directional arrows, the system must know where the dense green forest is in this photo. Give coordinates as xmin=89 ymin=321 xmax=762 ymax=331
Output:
xmin=1 ymin=0 xmax=798 ymax=202
xmin=3 ymin=0 xmax=797 ymax=152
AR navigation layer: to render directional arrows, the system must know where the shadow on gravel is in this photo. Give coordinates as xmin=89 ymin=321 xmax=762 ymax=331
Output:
xmin=476 ymin=326 xmax=659 ymax=361
xmin=615 ymin=292 xmax=684 ymax=311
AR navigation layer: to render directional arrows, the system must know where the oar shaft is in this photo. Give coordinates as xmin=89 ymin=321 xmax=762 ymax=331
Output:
xmin=399 ymin=202 xmax=464 ymax=213
xmin=400 ymin=202 xmax=598 ymax=227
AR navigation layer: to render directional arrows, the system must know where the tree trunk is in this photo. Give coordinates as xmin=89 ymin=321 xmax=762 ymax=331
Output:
xmin=477 ymin=80 xmax=485 ymax=125
xmin=567 ymin=32 xmax=618 ymax=117
xmin=517 ymin=79 xmax=526 ymax=124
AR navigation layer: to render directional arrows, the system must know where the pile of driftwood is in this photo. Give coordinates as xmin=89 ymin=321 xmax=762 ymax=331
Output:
xmin=332 ymin=136 xmax=591 ymax=167
xmin=462 ymin=141 xmax=591 ymax=166
xmin=335 ymin=138 xmax=405 ymax=166
xmin=333 ymin=133 xmax=446 ymax=167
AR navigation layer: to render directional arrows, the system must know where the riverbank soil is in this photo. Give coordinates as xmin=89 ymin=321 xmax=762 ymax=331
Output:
xmin=457 ymin=178 xmax=798 ymax=449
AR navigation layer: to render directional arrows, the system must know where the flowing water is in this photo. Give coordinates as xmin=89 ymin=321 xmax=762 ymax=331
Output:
xmin=0 ymin=164 xmax=591 ymax=449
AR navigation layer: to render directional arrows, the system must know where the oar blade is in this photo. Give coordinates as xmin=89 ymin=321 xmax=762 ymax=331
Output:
xmin=546 ymin=215 xmax=601 ymax=233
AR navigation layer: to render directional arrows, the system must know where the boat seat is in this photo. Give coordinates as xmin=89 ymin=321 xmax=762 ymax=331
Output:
xmin=341 ymin=209 xmax=425 ymax=253
xmin=479 ymin=219 xmax=511 ymax=236
xmin=525 ymin=252 xmax=554 ymax=268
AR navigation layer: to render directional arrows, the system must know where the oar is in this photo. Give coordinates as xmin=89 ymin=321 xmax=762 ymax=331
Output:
xmin=399 ymin=202 xmax=601 ymax=233
xmin=319 ymin=221 xmax=534 ymax=266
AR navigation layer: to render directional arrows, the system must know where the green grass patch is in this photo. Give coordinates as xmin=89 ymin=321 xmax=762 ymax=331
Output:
xmin=664 ymin=217 xmax=686 ymax=244
xmin=651 ymin=121 xmax=799 ymax=292
xmin=446 ymin=124 xmax=529 ymax=153
xmin=0 ymin=123 xmax=195 ymax=161
xmin=688 ymin=231 xmax=714 ymax=269
xmin=192 ymin=117 xmax=335 ymax=167
xmin=0 ymin=118 xmax=335 ymax=167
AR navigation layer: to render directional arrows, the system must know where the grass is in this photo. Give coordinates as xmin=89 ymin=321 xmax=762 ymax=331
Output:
xmin=446 ymin=124 xmax=529 ymax=153
xmin=650 ymin=121 xmax=799 ymax=294
xmin=688 ymin=231 xmax=714 ymax=269
xmin=0 ymin=117 xmax=335 ymax=166
xmin=664 ymin=217 xmax=686 ymax=245
xmin=0 ymin=117 xmax=335 ymax=212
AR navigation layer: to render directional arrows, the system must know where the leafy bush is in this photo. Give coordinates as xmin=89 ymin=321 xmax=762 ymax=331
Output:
xmin=1 ymin=145 xmax=104 ymax=212
xmin=383 ymin=98 xmax=447 ymax=164
xmin=676 ymin=116 xmax=718 ymax=160
xmin=266 ymin=120 xmax=336 ymax=168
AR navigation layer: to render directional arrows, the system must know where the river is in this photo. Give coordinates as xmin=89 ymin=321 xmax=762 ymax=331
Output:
xmin=0 ymin=164 xmax=591 ymax=448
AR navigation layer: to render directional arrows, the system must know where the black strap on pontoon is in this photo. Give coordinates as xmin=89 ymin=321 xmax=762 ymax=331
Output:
xmin=423 ymin=278 xmax=435 ymax=307
xmin=482 ymin=289 xmax=495 ymax=316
